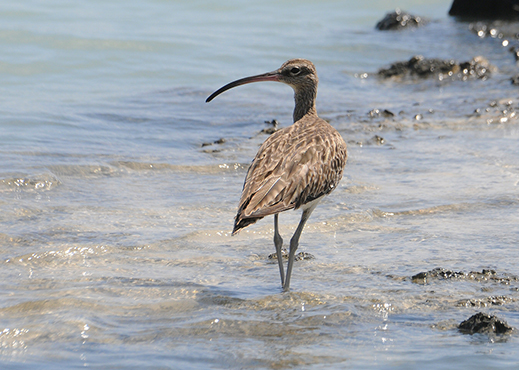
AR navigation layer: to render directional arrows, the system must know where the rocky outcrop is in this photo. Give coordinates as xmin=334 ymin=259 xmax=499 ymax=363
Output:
xmin=377 ymin=55 xmax=494 ymax=81
xmin=376 ymin=9 xmax=427 ymax=30
xmin=449 ymin=0 xmax=519 ymax=20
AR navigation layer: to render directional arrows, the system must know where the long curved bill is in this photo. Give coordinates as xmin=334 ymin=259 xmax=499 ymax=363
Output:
xmin=206 ymin=71 xmax=280 ymax=103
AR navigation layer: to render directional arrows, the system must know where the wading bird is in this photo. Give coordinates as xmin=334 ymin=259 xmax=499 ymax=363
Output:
xmin=206 ymin=59 xmax=347 ymax=290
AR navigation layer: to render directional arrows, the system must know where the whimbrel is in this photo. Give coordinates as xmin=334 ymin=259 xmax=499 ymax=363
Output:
xmin=206 ymin=59 xmax=347 ymax=290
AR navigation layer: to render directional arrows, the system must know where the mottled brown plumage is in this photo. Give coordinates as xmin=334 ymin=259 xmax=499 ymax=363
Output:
xmin=206 ymin=59 xmax=347 ymax=290
xmin=233 ymin=115 xmax=347 ymax=233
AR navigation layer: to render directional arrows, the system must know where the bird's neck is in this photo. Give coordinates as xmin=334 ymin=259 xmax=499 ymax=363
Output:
xmin=293 ymin=89 xmax=317 ymax=123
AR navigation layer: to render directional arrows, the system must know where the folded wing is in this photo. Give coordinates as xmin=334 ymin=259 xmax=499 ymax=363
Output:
xmin=232 ymin=116 xmax=347 ymax=234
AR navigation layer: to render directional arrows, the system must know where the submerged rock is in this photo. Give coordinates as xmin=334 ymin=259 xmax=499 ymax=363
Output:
xmin=378 ymin=55 xmax=494 ymax=81
xmin=376 ymin=9 xmax=427 ymax=30
xmin=471 ymin=98 xmax=518 ymax=124
xmin=449 ymin=0 xmax=519 ymax=20
xmin=458 ymin=312 xmax=513 ymax=335
xmin=201 ymin=137 xmax=227 ymax=153
xmin=1 ymin=173 xmax=62 ymax=191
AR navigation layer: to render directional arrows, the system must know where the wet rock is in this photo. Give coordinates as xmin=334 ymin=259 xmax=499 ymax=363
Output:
xmin=264 ymin=119 xmax=279 ymax=128
xmin=376 ymin=9 xmax=427 ymax=30
xmin=370 ymin=135 xmax=385 ymax=145
xmin=260 ymin=119 xmax=280 ymax=135
xmin=201 ymin=139 xmax=225 ymax=152
xmin=368 ymin=108 xmax=394 ymax=118
xmin=411 ymin=267 xmax=519 ymax=284
xmin=458 ymin=312 xmax=513 ymax=335
xmin=268 ymin=249 xmax=314 ymax=261
xmin=377 ymin=55 xmax=494 ymax=81
xmin=458 ymin=296 xmax=514 ymax=308
xmin=449 ymin=0 xmax=519 ymax=20
xmin=201 ymin=138 xmax=226 ymax=147
xmin=294 ymin=252 xmax=314 ymax=261
xmin=260 ymin=127 xmax=277 ymax=135
xmin=471 ymin=98 xmax=518 ymax=124
xmin=412 ymin=268 xmax=467 ymax=283
xmin=353 ymin=135 xmax=390 ymax=147
xmin=379 ymin=55 xmax=456 ymax=79
xmin=260 ymin=127 xmax=278 ymax=135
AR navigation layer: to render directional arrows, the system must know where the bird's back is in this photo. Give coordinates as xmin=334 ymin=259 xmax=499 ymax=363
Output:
xmin=233 ymin=115 xmax=347 ymax=234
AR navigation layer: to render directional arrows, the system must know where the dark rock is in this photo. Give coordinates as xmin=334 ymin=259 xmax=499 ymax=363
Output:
xmin=368 ymin=108 xmax=379 ymax=118
xmin=260 ymin=127 xmax=278 ymax=135
xmin=412 ymin=267 xmax=518 ymax=284
xmin=368 ymin=108 xmax=395 ymax=118
xmin=377 ymin=55 xmax=494 ymax=81
xmin=412 ymin=267 xmax=467 ymax=283
xmin=458 ymin=312 xmax=513 ymax=335
xmin=260 ymin=119 xmax=280 ymax=135
xmin=371 ymin=135 xmax=385 ymax=145
xmin=449 ymin=0 xmax=519 ymax=20
xmin=458 ymin=296 xmax=514 ymax=308
xmin=376 ymin=9 xmax=427 ymax=30
xmin=264 ymin=119 xmax=279 ymax=128
xmin=511 ymin=74 xmax=519 ymax=85
xmin=382 ymin=109 xmax=395 ymax=117
xmin=412 ymin=268 xmax=492 ymax=283
xmin=201 ymin=138 xmax=227 ymax=147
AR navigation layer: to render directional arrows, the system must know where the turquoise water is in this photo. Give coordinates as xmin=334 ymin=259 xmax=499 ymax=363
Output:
xmin=2 ymin=0 xmax=519 ymax=368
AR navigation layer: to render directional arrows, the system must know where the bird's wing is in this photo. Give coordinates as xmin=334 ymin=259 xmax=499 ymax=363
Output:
xmin=233 ymin=117 xmax=347 ymax=234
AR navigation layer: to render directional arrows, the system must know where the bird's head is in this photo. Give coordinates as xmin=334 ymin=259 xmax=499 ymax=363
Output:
xmin=205 ymin=59 xmax=318 ymax=103
xmin=276 ymin=59 xmax=318 ymax=94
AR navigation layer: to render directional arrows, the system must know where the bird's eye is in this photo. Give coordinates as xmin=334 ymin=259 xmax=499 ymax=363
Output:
xmin=290 ymin=67 xmax=301 ymax=75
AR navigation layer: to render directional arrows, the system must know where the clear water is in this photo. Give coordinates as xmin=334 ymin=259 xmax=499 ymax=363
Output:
xmin=1 ymin=0 xmax=519 ymax=368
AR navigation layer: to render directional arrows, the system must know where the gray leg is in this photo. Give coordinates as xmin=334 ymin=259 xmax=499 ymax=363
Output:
xmin=283 ymin=207 xmax=314 ymax=291
xmin=274 ymin=214 xmax=285 ymax=286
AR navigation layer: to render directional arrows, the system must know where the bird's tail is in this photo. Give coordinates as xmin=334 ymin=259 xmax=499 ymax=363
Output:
xmin=232 ymin=216 xmax=263 ymax=235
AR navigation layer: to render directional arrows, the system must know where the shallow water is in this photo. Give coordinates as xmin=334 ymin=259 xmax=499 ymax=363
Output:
xmin=1 ymin=0 xmax=519 ymax=368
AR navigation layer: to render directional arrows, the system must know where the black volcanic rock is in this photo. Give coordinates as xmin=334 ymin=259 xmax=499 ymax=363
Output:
xmin=376 ymin=9 xmax=427 ymax=30
xmin=449 ymin=0 xmax=519 ymax=20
